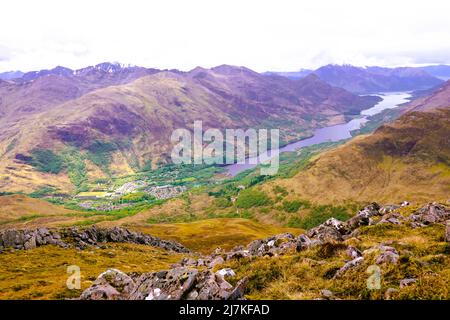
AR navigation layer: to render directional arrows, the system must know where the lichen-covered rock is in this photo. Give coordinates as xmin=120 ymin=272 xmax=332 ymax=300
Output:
xmin=320 ymin=289 xmax=335 ymax=300
xmin=81 ymin=267 xmax=247 ymax=300
xmin=334 ymin=257 xmax=364 ymax=278
xmin=246 ymin=233 xmax=297 ymax=257
xmin=345 ymin=203 xmax=381 ymax=231
xmin=80 ymin=269 xmax=135 ymax=300
xmin=408 ymin=203 xmax=450 ymax=226
xmin=375 ymin=245 xmax=400 ymax=265
xmin=130 ymin=267 xmax=198 ymax=300
xmin=379 ymin=212 xmax=404 ymax=225
xmin=399 ymin=278 xmax=417 ymax=289
xmin=379 ymin=205 xmax=400 ymax=215
xmin=346 ymin=246 xmax=362 ymax=259
xmin=0 ymin=226 xmax=190 ymax=253
xmin=216 ymin=268 xmax=236 ymax=278
xmin=307 ymin=222 xmax=345 ymax=242
xmin=209 ymin=256 xmax=225 ymax=268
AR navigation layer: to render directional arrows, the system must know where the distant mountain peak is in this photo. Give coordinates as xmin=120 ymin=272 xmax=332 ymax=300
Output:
xmin=74 ymin=62 xmax=137 ymax=75
xmin=0 ymin=70 xmax=25 ymax=80
xmin=313 ymin=64 xmax=443 ymax=94
xmin=211 ymin=64 xmax=256 ymax=75
xmin=94 ymin=62 xmax=136 ymax=73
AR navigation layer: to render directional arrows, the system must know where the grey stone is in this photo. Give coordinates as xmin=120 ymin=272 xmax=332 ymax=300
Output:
xmin=347 ymin=246 xmax=362 ymax=259
xmin=334 ymin=257 xmax=364 ymax=278
xmin=399 ymin=278 xmax=417 ymax=289
xmin=80 ymin=269 xmax=135 ymax=300
xmin=320 ymin=289 xmax=334 ymax=299
xmin=216 ymin=268 xmax=236 ymax=278
xmin=384 ymin=288 xmax=398 ymax=300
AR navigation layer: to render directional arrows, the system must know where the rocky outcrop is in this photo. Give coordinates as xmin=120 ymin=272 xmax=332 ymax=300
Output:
xmin=176 ymin=202 xmax=427 ymax=268
xmin=80 ymin=269 xmax=136 ymax=300
xmin=408 ymin=203 xmax=450 ymax=227
xmin=0 ymin=226 xmax=190 ymax=253
xmin=80 ymin=267 xmax=247 ymax=300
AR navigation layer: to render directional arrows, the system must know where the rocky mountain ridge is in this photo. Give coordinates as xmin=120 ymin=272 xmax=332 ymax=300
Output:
xmin=0 ymin=226 xmax=190 ymax=253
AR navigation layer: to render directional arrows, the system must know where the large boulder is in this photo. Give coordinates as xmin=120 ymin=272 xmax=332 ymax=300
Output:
xmin=408 ymin=203 xmax=450 ymax=226
xmin=1 ymin=230 xmax=25 ymax=249
xmin=80 ymin=269 xmax=135 ymax=300
xmin=130 ymin=268 xmax=198 ymax=300
xmin=307 ymin=221 xmax=345 ymax=242
xmin=345 ymin=203 xmax=382 ymax=231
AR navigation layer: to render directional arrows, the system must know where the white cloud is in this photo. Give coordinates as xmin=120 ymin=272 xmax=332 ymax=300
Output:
xmin=1 ymin=0 xmax=449 ymax=72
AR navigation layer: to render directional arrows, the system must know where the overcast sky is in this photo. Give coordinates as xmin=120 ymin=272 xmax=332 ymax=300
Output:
xmin=1 ymin=0 xmax=450 ymax=72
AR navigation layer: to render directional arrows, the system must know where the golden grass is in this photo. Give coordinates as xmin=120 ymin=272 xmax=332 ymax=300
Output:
xmin=0 ymin=195 xmax=80 ymax=224
xmin=0 ymin=162 xmax=74 ymax=194
xmin=0 ymin=243 xmax=184 ymax=300
xmin=126 ymin=218 xmax=302 ymax=254
xmin=223 ymin=223 xmax=450 ymax=300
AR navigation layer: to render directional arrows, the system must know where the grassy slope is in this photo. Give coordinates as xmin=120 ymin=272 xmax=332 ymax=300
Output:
xmin=126 ymin=219 xmax=302 ymax=254
xmin=0 ymin=243 xmax=184 ymax=299
xmin=262 ymin=109 xmax=450 ymax=204
xmin=0 ymin=194 xmax=81 ymax=226
xmin=223 ymin=221 xmax=449 ymax=300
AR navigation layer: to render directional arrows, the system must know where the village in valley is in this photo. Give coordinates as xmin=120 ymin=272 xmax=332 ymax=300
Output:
xmin=69 ymin=164 xmax=225 ymax=212
xmin=75 ymin=181 xmax=187 ymax=211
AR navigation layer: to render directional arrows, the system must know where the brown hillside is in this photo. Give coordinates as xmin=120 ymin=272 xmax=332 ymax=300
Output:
xmin=264 ymin=107 xmax=450 ymax=204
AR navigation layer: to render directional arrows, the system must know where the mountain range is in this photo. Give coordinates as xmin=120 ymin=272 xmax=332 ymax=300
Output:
xmin=0 ymin=63 xmax=380 ymax=193
xmin=268 ymin=64 xmax=446 ymax=94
